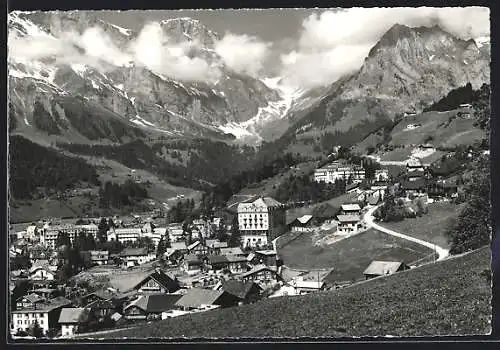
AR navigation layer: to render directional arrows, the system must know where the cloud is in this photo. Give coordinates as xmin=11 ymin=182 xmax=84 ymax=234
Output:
xmin=8 ymin=18 xmax=221 ymax=83
xmin=129 ymin=21 xmax=220 ymax=82
xmin=215 ymin=33 xmax=272 ymax=77
xmin=280 ymin=7 xmax=490 ymax=89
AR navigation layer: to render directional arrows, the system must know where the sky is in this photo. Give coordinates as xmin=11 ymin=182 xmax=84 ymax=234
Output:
xmin=9 ymin=7 xmax=491 ymax=89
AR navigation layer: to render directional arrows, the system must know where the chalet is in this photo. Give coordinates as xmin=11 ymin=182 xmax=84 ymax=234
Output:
xmin=289 ymin=215 xmax=315 ymax=232
xmin=400 ymin=179 xmax=427 ymax=197
xmin=123 ymin=294 xmax=182 ymax=321
xmin=374 ymin=169 xmax=389 ymax=182
xmin=119 ymin=247 xmax=155 ymax=268
xmin=217 ymin=279 xmax=262 ymax=304
xmin=203 ymin=255 xmax=229 ymax=272
xmin=407 ymin=170 xmax=426 ymax=182
xmin=16 ymin=294 xmax=45 ymax=310
xmin=238 ymin=265 xmax=281 ymax=287
xmin=79 ymin=289 xmax=122 ymax=308
xmin=59 ymin=307 xmax=91 ymax=337
xmin=254 ymin=250 xmax=278 ymax=266
xmin=405 ymin=123 xmax=421 ymax=130
xmin=187 ymin=241 xmax=209 ymax=255
xmin=427 ymin=180 xmax=458 ymax=199
xmin=86 ymin=298 xmax=120 ymax=321
xmin=174 ymin=288 xmax=240 ymax=312
xmin=370 ymin=181 xmax=388 ymax=191
xmin=205 ymin=239 xmax=228 ymax=255
xmin=32 ymin=288 xmax=58 ymax=300
xmin=11 ymin=296 xmax=71 ymax=336
xmin=81 ymin=250 xmax=109 ymax=266
xmin=419 ymin=143 xmax=435 ymax=151
xmin=346 ymin=182 xmax=360 ymax=193
xmin=340 ymin=204 xmax=361 ymax=216
xmin=29 ymin=266 xmax=56 ymax=282
xmin=225 ymin=255 xmax=249 ymax=274
xmin=363 ymin=261 xmax=409 ymax=280
xmin=290 ymin=278 xmax=326 ymax=295
xmin=406 ymin=158 xmax=426 ymax=172
xmin=132 ymin=269 xmax=180 ymax=294
xmin=167 ymin=225 xmax=184 ymax=242
xmin=337 ymin=215 xmax=361 ymax=235
xmin=182 ymin=254 xmax=203 ymax=275
xmin=219 ymin=247 xmax=245 ymax=256
xmin=170 ymin=241 xmax=188 ymax=253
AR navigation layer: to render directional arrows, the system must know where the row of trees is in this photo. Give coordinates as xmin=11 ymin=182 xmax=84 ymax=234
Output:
xmin=98 ymin=180 xmax=149 ymax=209
xmin=274 ymin=174 xmax=346 ymax=203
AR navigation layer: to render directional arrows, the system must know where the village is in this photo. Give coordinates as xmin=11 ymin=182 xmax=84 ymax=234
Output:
xmin=8 ymin=139 xmax=472 ymax=339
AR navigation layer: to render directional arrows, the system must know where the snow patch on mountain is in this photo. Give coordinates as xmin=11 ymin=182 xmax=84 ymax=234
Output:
xmin=107 ymin=22 xmax=132 ymax=36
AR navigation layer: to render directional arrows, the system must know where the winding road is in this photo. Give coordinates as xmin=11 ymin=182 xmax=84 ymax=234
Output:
xmin=363 ymin=205 xmax=450 ymax=261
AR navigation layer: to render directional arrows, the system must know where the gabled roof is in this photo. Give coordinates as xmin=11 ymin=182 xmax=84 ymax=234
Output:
xmin=205 ymin=255 xmax=229 ymax=264
xmin=120 ymin=247 xmax=148 ymax=257
xmin=363 ymin=261 xmax=406 ymax=276
xmin=221 ymin=280 xmax=262 ymax=299
xmin=17 ymin=293 xmax=44 ymax=304
xmin=175 ymin=288 xmax=224 ymax=308
xmin=337 ymin=214 xmax=360 ymax=223
xmin=134 ymin=269 xmax=179 ymax=292
xmin=124 ymin=294 xmax=182 ymax=313
xmin=401 ymin=179 xmax=427 ymax=190
xmin=171 ymin=242 xmax=188 ymax=251
xmin=219 ymin=247 xmax=244 ymax=256
xmin=225 ymin=255 xmax=248 ymax=263
xmin=346 ymin=183 xmax=360 ymax=192
xmin=239 ymin=264 xmax=278 ymax=279
xmin=239 ymin=196 xmax=283 ymax=208
xmin=184 ymin=254 xmax=202 ymax=264
xmin=205 ymin=240 xmax=228 ymax=249
xmin=341 ymin=204 xmax=361 ymax=211
xmin=292 ymin=280 xmax=325 ymax=289
xmin=187 ymin=241 xmax=201 ymax=251
xmin=255 ymin=250 xmax=277 ymax=256
xmin=58 ymin=307 xmax=90 ymax=324
xmin=295 ymin=215 xmax=313 ymax=224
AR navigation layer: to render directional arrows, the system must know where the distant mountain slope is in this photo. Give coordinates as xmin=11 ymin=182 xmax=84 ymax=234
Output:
xmin=93 ymin=247 xmax=490 ymax=338
xmin=273 ymin=24 xmax=490 ymax=154
xmin=7 ymin=11 xmax=282 ymax=142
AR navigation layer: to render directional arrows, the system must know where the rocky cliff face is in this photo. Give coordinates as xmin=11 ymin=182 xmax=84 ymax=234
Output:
xmin=283 ymin=23 xmax=490 ymax=146
xmin=8 ymin=11 xmax=281 ymax=143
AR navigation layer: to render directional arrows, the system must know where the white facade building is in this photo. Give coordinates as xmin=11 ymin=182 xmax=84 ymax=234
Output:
xmin=237 ymin=197 xmax=286 ymax=248
xmin=314 ymin=164 xmax=365 ymax=184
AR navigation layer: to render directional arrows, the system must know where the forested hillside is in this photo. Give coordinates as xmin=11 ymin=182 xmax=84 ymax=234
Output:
xmin=9 ymin=136 xmax=100 ymax=200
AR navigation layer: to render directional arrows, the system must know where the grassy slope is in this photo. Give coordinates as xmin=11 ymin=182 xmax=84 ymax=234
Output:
xmin=278 ymin=228 xmax=433 ymax=282
xmin=389 ymin=110 xmax=485 ymax=147
xmin=379 ymin=202 xmax=465 ymax=249
xmin=95 ymin=247 xmax=490 ymax=338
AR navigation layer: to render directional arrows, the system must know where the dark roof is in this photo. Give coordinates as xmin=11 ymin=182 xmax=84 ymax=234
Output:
xmin=124 ymin=294 xmax=182 ymax=313
xmin=363 ymin=261 xmax=407 ymax=276
xmin=17 ymin=293 xmax=44 ymax=304
xmin=401 ymin=179 xmax=427 ymax=190
xmin=407 ymin=170 xmax=425 ymax=177
xmin=58 ymin=307 xmax=90 ymax=324
xmin=205 ymin=255 xmax=229 ymax=264
xmin=175 ymin=289 xmax=224 ymax=308
xmin=184 ymin=254 xmax=202 ymax=263
xmin=120 ymin=247 xmax=148 ymax=257
xmin=346 ymin=183 xmax=360 ymax=191
xmin=134 ymin=269 xmax=179 ymax=292
xmin=221 ymin=280 xmax=262 ymax=299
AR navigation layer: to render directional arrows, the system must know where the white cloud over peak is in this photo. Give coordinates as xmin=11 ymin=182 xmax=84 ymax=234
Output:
xmin=280 ymin=7 xmax=490 ymax=89
xmin=215 ymin=33 xmax=272 ymax=77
